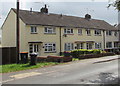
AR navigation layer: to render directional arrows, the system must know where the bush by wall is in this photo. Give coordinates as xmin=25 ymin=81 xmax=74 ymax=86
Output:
xmin=71 ymin=49 xmax=102 ymax=58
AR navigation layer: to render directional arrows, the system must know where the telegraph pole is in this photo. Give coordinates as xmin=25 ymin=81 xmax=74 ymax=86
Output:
xmin=16 ymin=0 xmax=20 ymax=64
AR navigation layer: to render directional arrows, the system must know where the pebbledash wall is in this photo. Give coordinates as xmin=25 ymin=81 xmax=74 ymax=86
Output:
xmin=1 ymin=9 xmax=119 ymax=56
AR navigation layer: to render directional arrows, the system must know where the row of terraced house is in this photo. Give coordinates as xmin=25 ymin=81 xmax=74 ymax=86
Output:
xmin=1 ymin=6 xmax=120 ymax=56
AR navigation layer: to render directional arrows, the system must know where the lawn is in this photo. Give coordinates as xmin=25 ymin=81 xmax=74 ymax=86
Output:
xmin=0 ymin=62 xmax=60 ymax=73
xmin=0 ymin=58 xmax=79 ymax=73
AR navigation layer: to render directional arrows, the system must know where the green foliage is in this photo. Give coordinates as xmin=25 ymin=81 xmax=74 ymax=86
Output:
xmin=1 ymin=62 xmax=60 ymax=73
xmin=71 ymin=49 xmax=102 ymax=58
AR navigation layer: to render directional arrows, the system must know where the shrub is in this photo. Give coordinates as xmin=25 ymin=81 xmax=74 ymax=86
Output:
xmin=71 ymin=49 xmax=102 ymax=58
xmin=92 ymin=49 xmax=102 ymax=54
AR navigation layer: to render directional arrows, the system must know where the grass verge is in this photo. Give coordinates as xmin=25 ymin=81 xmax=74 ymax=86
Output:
xmin=0 ymin=62 xmax=61 ymax=73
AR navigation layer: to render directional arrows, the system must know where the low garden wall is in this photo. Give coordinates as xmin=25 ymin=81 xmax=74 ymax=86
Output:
xmin=37 ymin=56 xmax=72 ymax=63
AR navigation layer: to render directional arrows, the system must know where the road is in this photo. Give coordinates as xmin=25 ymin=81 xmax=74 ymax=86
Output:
xmin=1 ymin=55 xmax=119 ymax=84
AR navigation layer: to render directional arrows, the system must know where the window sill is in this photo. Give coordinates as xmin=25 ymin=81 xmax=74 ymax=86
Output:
xmin=64 ymin=34 xmax=74 ymax=35
xmin=87 ymin=34 xmax=91 ymax=36
xmin=94 ymin=35 xmax=102 ymax=36
xmin=44 ymin=33 xmax=56 ymax=35
xmin=78 ymin=34 xmax=83 ymax=35
xmin=31 ymin=33 xmax=38 ymax=34
xmin=44 ymin=51 xmax=57 ymax=53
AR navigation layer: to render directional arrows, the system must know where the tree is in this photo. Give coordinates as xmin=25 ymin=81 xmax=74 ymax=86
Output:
xmin=108 ymin=0 xmax=120 ymax=11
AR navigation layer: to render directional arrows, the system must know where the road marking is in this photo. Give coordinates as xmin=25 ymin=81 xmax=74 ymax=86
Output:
xmin=10 ymin=72 xmax=42 ymax=79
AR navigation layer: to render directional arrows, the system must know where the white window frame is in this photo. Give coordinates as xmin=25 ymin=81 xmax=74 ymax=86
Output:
xmin=31 ymin=26 xmax=37 ymax=33
xmin=64 ymin=43 xmax=74 ymax=51
xmin=114 ymin=31 xmax=118 ymax=37
xmin=86 ymin=29 xmax=91 ymax=36
xmin=106 ymin=30 xmax=112 ymax=36
xmin=94 ymin=30 xmax=101 ymax=36
xmin=106 ymin=42 xmax=112 ymax=48
xmin=44 ymin=27 xmax=56 ymax=34
xmin=64 ymin=28 xmax=73 ymax=34
xmin=77 ymin=43 xmax=84 ymax=49
xmin=86 ymin=43 xmax=93 ymax=49
xmin=44 ymin=43 xmax=56 ymax=53
xmin=78 ymin=29 xmax=82 ymax=35
xmin=114 ymin=42 xmax=119 ymax=48
xmin=29 ymin=44 xmax=39 ymax=53
xmin=95 ymin=43 xmax=102 ymax=49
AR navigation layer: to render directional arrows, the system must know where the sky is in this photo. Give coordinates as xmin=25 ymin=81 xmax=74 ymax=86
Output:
xmin=0 ymin=0 xmax=118 ymax=37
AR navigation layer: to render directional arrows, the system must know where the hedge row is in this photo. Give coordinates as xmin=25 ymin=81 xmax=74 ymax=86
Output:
xmin=78 ymin=52 xmax=115 ymax=59
xmin=71 ymin=49 xmax=102 ymax=58
xmin=37 ymin=56 xmax=72 ymax=63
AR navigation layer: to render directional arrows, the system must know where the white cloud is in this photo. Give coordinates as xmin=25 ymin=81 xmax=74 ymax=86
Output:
xmin=0 ymin=0 xmax=115 ymax=2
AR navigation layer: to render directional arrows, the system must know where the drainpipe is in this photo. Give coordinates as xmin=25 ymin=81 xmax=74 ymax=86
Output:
xmin=16 ymin=0 xmax=20 ymax=64
xmin=59 ymin=27 xmax=62 ymax=56
xmin=103 ymin=30 xmax=106 ymax=50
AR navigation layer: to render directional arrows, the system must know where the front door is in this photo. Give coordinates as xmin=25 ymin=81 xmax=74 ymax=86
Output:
xmin=29 ymin=44 xmax=39 ymax=55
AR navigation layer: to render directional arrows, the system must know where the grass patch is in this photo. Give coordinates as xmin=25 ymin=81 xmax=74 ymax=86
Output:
xmin=0 ymin=62 xmax=61 ymax=73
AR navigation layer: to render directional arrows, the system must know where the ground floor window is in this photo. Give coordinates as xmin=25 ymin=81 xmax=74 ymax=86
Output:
xmin=64 ymin=43 xmax=74 ymax=51
xmin=77 ymin=43 xmax=84 ymax=49
xmin=86 ymin=43 xmax=93 ymax=49
xmin=114 ymin=42 xmax=119 ymax=48
xmin=44 ymin=43 xmax=56 ymax=52
xmin=106 ymin=42 xmax=112 ymax=48
xmin=95 ymin=43 xmax=102 ymax=49
xmin=29 ymin=44 xmax=39 ymax=53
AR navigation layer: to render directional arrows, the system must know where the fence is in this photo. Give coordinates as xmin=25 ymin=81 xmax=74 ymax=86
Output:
xmin=0 ymin=47 xmax=17 ymax=65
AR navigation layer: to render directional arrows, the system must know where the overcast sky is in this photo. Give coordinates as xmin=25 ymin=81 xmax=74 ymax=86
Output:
xmin=0 ymin=0 xmax=118 ymax=37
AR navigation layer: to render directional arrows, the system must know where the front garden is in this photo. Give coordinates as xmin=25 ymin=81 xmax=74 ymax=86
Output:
xmin=1 ymin=49 xmax=119 ymax=73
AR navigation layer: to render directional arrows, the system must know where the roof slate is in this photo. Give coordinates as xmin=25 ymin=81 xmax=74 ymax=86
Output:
xmin=12 ymin=8 xmax=117 ymax=30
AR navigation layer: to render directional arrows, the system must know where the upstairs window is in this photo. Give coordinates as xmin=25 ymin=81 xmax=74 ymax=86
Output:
xmin=31 ymin=26 xmax=37 ymax=33
xmin=44 ymin=27 xmax=56 ymax=34
xmin=64 ymin=28 xmax=73 ymax=34
xmin=86 ymin=29 xmax=91 ymax=36
xmin=106 ymin=30 xmax=112 ymax=36
xmin=78 ymin=29 xmax=82 ymax=35
xmin=114 ymin=31 xmax=118 ymax=36
xmin=94 ymin=30 xmax=101 ymax=35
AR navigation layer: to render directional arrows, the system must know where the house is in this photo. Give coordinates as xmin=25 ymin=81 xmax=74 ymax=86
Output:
xmin=1 ymin=6 xmax=119 ymax=56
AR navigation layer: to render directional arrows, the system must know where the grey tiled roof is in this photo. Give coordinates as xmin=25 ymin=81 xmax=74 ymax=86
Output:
xmin=12 ymin=8 xmax=117 ymax=30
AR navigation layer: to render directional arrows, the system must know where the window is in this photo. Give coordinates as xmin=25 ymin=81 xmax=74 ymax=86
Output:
xmin=86 ymin=29 xmax=91 ymax=35
xmin=94 ymin=30 xmax=101 ymax=35
xmin=106 ymin=30 xmax=112 ymax=36
xmin=106 ymin=42 xmax=112 ymax=48
xmin=44 ymin=27 xmax=56 ymax=34
xmin=44 ymin=43 xmax=56 ymax=52
xmin=77 ymin=43 xmax=84 ymax=49
xmin=64 ymin=43 xmax=74 ymax=51
xmin=31 ymin=26 xmax=37 ymax=33
xmin=114 ymin=42 xmax=119 ymax=48
xmin=95 ymin=43 xmax=102 ymax=49
xmin=114 ymin=31 xmax=118 ymax=36
xmin=78 ymin=29 xmax=82 ymax=35
xmin=29 ymin=44 xmax=39 ymax=53
xmin=64 ymin=28 xmax=73 ymax=34
xmin=86 ymin=43 xmax=93 ymax=49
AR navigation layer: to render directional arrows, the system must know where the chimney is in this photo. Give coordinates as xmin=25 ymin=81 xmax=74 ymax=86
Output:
xmin=85 ymin=14 xmax=91 ymax=20
xmin=40 ymin=4 xmax=48 ymax=13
